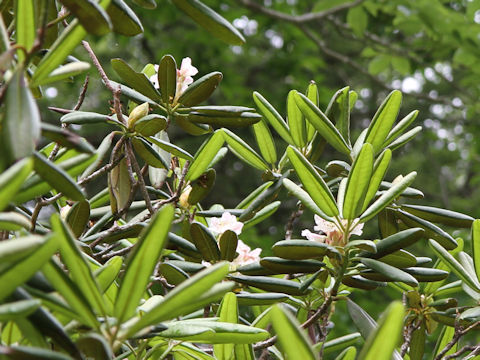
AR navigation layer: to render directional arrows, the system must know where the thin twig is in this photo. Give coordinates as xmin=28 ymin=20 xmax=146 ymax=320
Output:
xmin=102 ymin=245 xmax=134 ymax=260
xmin=285 ymin=203 xmax=303 ymax=240
xmin=444 ymin=344 xmax=480 ymax=360
xmin=434 ymin=321 xmax=480 ymax=360
xmin=400 ymin=319 xmax=422 ymax=356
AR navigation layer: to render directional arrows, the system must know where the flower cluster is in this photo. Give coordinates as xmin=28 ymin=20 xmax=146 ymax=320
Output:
xmin=207 ymin=212 xmax=261 ymax=267
xmin=301 ymin=215 xmax=363 ymax=246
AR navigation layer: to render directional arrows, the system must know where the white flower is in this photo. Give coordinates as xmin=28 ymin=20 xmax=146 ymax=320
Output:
xmin=231 ymin=240 xmax=262 ymax=267
xmin=149 ymin=64 xmax=159 ymax=89
xmin=174 ymin=57 xmax=198 ymax=102
xmin=302 ymin=215 xmax=364 ymax=246
xmin=209 ymin=212 xmax=244 ymax=235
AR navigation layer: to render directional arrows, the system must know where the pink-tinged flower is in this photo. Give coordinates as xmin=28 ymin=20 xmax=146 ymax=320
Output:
xmin=149 ymin=64 xmax=160 ymax=89
xmin=231 ymin=240 xmax=262 ymax=267
xmin=209 ymin=212 xmax=244 ymax=235
xmin=174 ymin=57 xmax=198 ymax=101
xmin=302 ymin=215 xmax=364 ymax=246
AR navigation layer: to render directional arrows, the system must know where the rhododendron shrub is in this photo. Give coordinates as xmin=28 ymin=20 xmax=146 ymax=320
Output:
xmin=0 ymin=1 xmax=479 ymax=359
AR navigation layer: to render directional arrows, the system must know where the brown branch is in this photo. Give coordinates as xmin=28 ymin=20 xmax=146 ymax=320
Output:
xmin=285 ymin=203 xmax=303 ymax=240
xmin=444 ymin=344 xmax=480 ymax=360
xmin=434 ymin=321 xmax=480 ymax=360
xmin=400 ymin=319 xmax=422 ymax=357
xmin=237 ymin=0 xmax=364 ymax=23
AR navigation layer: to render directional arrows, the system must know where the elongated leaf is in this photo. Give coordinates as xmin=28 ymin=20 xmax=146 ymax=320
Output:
xmin=186 ymin=130 xmax=224 ymax=181
xmin=358 ymin=301 xmax=404 ymax=360
xmin=343 ymin=143 xmax=373 ymax=219
xmin=401 ymin=204 xmax=474 ymax=228
xmin=287 ymin=90 xmax=306 ymax=148
xmin=0 ymin=345 xmax=73 ymax=360
xmin=107 ymin=0 xmax=143 ymax=36
xmin=222 ymin=129 xmax=269 ymax=171
xmin=171 ymin=0 xmax=245 ymax=45
xmin=132 ymin=136 xmax=168 ymax=168
xmin=363 ymin=228 xmax=424 ymax=259
xmin=66 ymin=200 xmax=90 ymax=237
xmin=0 ymin=236 xmax=45 ymax=264
xmin=360 ymin=172 xmax=417 ymax=222
xmin=219 ymin=230 xmax=238 ymax=261
xmin=0 ymin=158 xmax=33 ymax=211
xmin=387 ymin=126 xmax=422 ymax=151
xmin=177 ymin=71 xmax=223 ymax=107
xmin=158 ymin=54 xmax=177 ymax=104
xmin=115 ymin=205 xmax=174 ymax=323
xmin=188 ymin=111 xmax=261 ymax=128
xmin=282 ymin=178 xmax=331 ymax=220
xmin=272 ymin=239 xmax=332 ymax=260
xmin=0 ymin=235 xmax=57 ymax=302
xmin=322 ymin=333 xmax=361 ymax=355
xmin=59 ymin=0 xmax=112 ymax=35
xmin=190 ymin=221 xmax=221 ymax=261
xmin=35 ymin=61 xmax=91 ymax=86
xmin=383 ymin=110 xmax=418 ymax=147
xmin=294 ymin=92 xmax=350 ymax=155
xmin=252 ymin=119 xmax=277 ymax=165
xmin=260 ymin=257 xmax=324 ymax=274
xmin=429 ymin=239 xmax=480 ymax=292
xmin=305 ymin=82 xmax=318 ymax=141
xmin=15 ymin=0 xmax=35 ymax=62
xmin=361 ymin=258 xmax=418 ymax=286
xmin=3 ymin=70 xmax=41 ymax=162
xmin=287 ymin=146 xmax=338 ymax=217
xmin=0 ymin=299 xmax=40 ymax=322
xmin=334 ymin=347 xmax=357 ymax=360
xmin=111 ymin=58 xmax=160 ymax=101
xmin=42 ymin=260 xmax=99 ymax=328
xmin=108 ymin=156 xmax=131 ymax=213
xmin=0 ymin=212 xmax=31 ymax=231
xmin=361 ymin=149 xmax=391 ymax=212
xmin=433 ymin=326 xmax=457 ymax=358
xmin=33 ymin=152 xmax=85 ymax=201
xmin=364 ymin=90 xmax=402 ymax=153
xmin=126 ymin=262 xmax=230 ymax=335
xmin=147 ymin=134 xmax=192 ymax=161
xmin=51 ymin=214 xmax=106 ymax=315
xmin=253 ymin=91 xmax=294 ymax=144
xmin=271 ymin=305 xmax=317 ymax=360
xmin=324 ymin=86 xmax=351 ymax=146
xmin=229 ymin=274 xmax=310 ymax=296
xmin=473 ymin=219 xmax=480 ymax=282
xmin=41 ymin=123 xmax=94 ymax=154
xmin=214 ymin=293 xmax=238 ymax=359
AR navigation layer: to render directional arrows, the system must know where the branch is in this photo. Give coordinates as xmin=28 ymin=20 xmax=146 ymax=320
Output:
xmin=237 ymin=0 xmax=364 ymax=23
xmin=444 ymin=344 xmax=480 ymax=360
xmin=434 ymin=321 xmax=480 ymax=360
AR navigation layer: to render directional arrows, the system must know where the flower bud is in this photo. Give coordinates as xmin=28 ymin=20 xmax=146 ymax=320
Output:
xmin=127 ymin=102 xmax=149 ymax=129
xmin=178 ymin=185 xmax=192 ymax=208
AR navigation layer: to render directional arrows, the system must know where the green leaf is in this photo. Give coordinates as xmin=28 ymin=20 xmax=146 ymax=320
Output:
xmin=41 ymin=123 xmax=94 ymax=154
xmin=360 ymin=258 xmax=418 ymax=286
xmin=433 ymin=326 xmax=457 ymax=358
xmin=293 ymin=91 xmax=350 ymax=155
xmin=403 ymin=267 xmax=448 ymax=282
xmin=33 ymin=61 xmax=91 ymax=86
xmin=236 ymin=292 xmax=290 ymax=306
xmin=272 ymin=239 xmax=332 ymax=260
xmin=347 ymin=299 xmax=377 ymax=339
xmin=171 ymin=0 xmax=245 ymax=45
xmin=401 ymin=204 xmax=474 ymax=228
xmin=190 ymin=221 xmax=221 ymax=261
xmin=260 ymin=257 xmax=324 ymax=274
xmin=147 ymin=134 xmax=193 ymax=160
xmin=322 ymin=333 xmax=361 ymax=355
xmin=0 ymin=157 xmax=33 ymax=211
xmin=0 ymin=299 xmax=41 ymax=322
xmin=125 ymin=262 xmax=231 ymax=335
xmin=305 ymin=82 xmax=318 ymax=141
xmin=222 ymin=129 xmax=269 ymax=171
xmin=15 ymin=0 xmax=35 ymax=62
xmin=358 ymin=301 xmax=404 ymax=360
xmin=386 ymin=126 xmax=422 ymax=151
xmin=33 ymin=152 xmax=85 ymax=201
xmin=0 ymin=346 xmax=73 ymax=360
xmin=334 ymin=347 xmax=357 ymax=360
xmin=287 ymin=146 xmax=338 ymax=217
xmin=115 ymin=205 xmax=174 ymax=323
xmin=473 ymin=219 xmax=480 ymax=282
xmin=42 ymin=260 xmax=99 ymax=328
xmin=409 ymin=321 xmax=425 ymax=360
xmin=361 ymin=149 xmax=391 ymax=212
xmin=107 ymin=0 xmax=144 ymax=36
xmin=0 ymin=212 xmax=31 ymax=231
xmin=58 ymin=0 xmax=112 ymax=35
xmin=252 ymin=118 xmax=277 ymax=165
xmin=360 ymin=171 xmax=417 ymax=223
xmin=177 ymin=72 xmax=223 ymax=107
xmin=0 ymin=234 xmax=57 ymax=302
xmin=158 ymin=54 xmax=177 ymax=104
xmin=0 ymin=235 xmax=46 ymax=264
xmin=219 ymin=230 xmax=238 ymax=261
xmin=111 ymin=58 xmax=160 ymax=101
xmin=396 ymin=210 xmax=457 ymax=250
xmin=186 ymin=130 xmax=224 ymax=181
xmin=343 ymin=143 xmax=373 ymax=219
xmin=347 ymin=6 xmax=368 ymax=37
xmin=188 ymin=168 xmax=216 ymax=205
xmin=253 ymin=91 xmax=294 ymax=145
xmin=214 ymin=293 xmax=238 ymax=359
xmin=364 ymin=90 xmax=402 ymax=153
xmin=325 ymin=87 xmax=351 ymax=146
xmin=3 ymin=70 xmax=41 ymax=162
xmin=229 ymin=274 xmax=310 ymax=296
xmin=65 ymin=200 xmax=90 ymax=238
xmin=159 ymin=262 xmax=189 ymax=285
xmin=94 ymin=256 xmax=123 ymax=293
xmin=132 ymin=136 xmax=169 ymax=168
xmin=60 ymin=111 xmax=111 ymax=125
xmin=287 ymin=90 xmax=306 ymax=148
xmin=32 ymin=19 xmax=86 ymax=85
xmin=362 ymin=228 xmax=424 ymax=259
xmin=51 ymin=214 xmax=106 ymax=315
xmin=134 ymin=114 xmax=167 ymax=136
xmin=188 ymin=111 xmax=261 ymax=128
xmin=383 ymin=110 xmax=419 ymax=147
xmin=429 ymin=239 xmax=480 ymax=292
xmin=270 ymin=305 xmax=318 ymax=360
xmin=108 ymin=156 xmax=131 ymax=213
